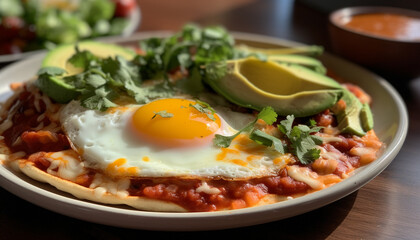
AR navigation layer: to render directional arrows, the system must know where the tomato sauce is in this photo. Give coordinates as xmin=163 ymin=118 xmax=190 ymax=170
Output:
xmin=129 ymin=168 xmax=310 ymax=212
xmin=343 ymin=13 xmax=420 ymax=41
xmin=2 ymin=87 xmax=376 ymax=212
xmin=2 ymin=88 xmax=70 ymax=154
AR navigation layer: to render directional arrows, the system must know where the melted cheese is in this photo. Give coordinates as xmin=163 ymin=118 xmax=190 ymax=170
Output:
xmin=350 ymin=147 xmax=377 ymax=165
xmin=287 ymin=165 xmax=325 ymax=190
xmin=321 ymin=136 xmax=343 ymax=143
xmin=44 ymin=150 xmax=85 ymax=181
xmin=0 ymin=83 xmax=62 ymax=134
xmin=89 ymin=174 xmax=130 ymax=198
xmin=196 ymin=181 xmax=221 ymax=195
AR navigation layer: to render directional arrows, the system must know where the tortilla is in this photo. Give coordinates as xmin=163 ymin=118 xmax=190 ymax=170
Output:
xmin=18 ymin=159 xmax=187 ymax=212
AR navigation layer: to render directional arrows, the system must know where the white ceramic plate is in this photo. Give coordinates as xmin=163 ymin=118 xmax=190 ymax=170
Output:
xmin=0 ymin=32 xmax=408 ymax=231
xmin=0 ymin=5 xmax=141 ymax=63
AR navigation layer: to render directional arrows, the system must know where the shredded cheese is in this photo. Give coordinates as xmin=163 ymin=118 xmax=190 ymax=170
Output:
xmin=350 ymin=147 xmax=377 ymax=165
xmin=45 ymin=150 xmax=85 ymax=181
xmin=89 ymin=174 xmax=130 ymax=198
xmin=287 ymin=165 xmax=325 ymax=190
xmin=196 ymin=181 xmax=221 ymax=195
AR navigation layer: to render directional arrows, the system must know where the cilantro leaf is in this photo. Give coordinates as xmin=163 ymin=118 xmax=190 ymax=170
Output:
xmin=257 ymin=106 xmax=277 ymax=125
xmin=189 ymin=101 xmax=216 ymax=121
xmin=134 ymin=24 xmax=234 ymax=94
xmin=142 ymin=81 xmax=174 ymax=99
xmin=37 ymin=67 xmax=67 ymax=76
xmin=300 ymin=148 xmax=321 ymax=165
xmin=175 ymin=67 xmax=205 ymax=96
xmin=152 ymin=110 xmax=174 ymax=119
xmin=213 ymin=107 xmax=323 ymax=165
xmin=85 ymin=74 xmax=107 ymax=88
xmin=278 ymin=115 xmax=294 ymax=135
xmin=278 ymin=116 xmax=323 ymax=164
xmin=213 ymin=106 xmax=275 ymax=148
xmin=68 ymin=46 xmax=99 ymax=69
xmin=80 ymin=93 xmax=117 ymax=111
xmin=249 ymin=129 xmax=285 ymax=153
xmin=213 ymin=134 xmax=236 ymax=148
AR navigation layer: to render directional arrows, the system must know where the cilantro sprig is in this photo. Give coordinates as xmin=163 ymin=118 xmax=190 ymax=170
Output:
xmin=213 ymin=106 xmax=277 ymax=148
xmin=36 ymin=24 xmax=235 ymax=111
xmin=214 ymin=107 xmax=323 ymax=164
xmin=152 ymin=110 xmax=174 ymax=119
xmin=133 ymin=24 xmax=235 ymax=96
xmin=189 ymin=100 xmax=217 ymax=121
xmin=36 ymin=47 xmax=174 ymax=111
xmin=278 ymin=115 xmax=323 ymax=164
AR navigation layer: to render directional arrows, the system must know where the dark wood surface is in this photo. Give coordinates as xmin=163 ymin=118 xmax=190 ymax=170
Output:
xmin=1 ymin=0 xmax=420 ymax=239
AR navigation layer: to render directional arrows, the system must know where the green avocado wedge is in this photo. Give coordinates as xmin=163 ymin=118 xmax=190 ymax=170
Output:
xmin=36 ymin=41 xmax=136 ymax=104
xmin=331 ymin=89 xmax=374 ymax=136
xmin=267 ymin=54 xmax=326 ymax=74
xmin=42 ymin=41 xmax=136 ymax=76
xmin=204 ymin=57 xmax=343 ymax=117
xmin=36 ymin=74 xmax=80 ymax=103
xmin=235 ymin=44 xmax=323 ymax=57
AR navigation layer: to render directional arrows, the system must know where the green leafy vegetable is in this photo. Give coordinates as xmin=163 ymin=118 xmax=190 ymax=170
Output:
xmin=189 ymin=100 xmax=216 ymax=121
xmin=37 ymin=67 xmax=67 ymax=76
xmin=152 ymin=110 xmax=174 ymax=119
xmin=213 ymin=106 xmax=276 ymax=148
xmin=36 ymin=43 xmax=176 ymax=111
xmin=257 ymin=106 xmax=278 ymax=125
xmin=134 ymin=24 xmax=235 ymax=95
xmin=214 ymin=107 xmax=323 ymax=164
xmin=249 ymin=129 xmax=284 ymax=153
xmin=278 ymin=115 xmax=323 ymax=164
xmin=68 ymin=46 xmax=99 ymax=69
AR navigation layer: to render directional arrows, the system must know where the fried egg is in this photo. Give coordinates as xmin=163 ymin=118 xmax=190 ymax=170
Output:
xmin=59 ymin=98 xmax=293 ymax=179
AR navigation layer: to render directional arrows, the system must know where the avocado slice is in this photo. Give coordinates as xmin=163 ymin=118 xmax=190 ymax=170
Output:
xmin=235 ymin=44 xmax=324 ymax=57
xmin=267 ymin=54 xmax=326 ymax=74
xmin=42 ymin=41 xmax=135 ymax=75
xmin=204 ymin=57 xmax=343 ymax=117
xmin=331 ymin=90 xmax=374 ymax=136
xmin=361 ymin=103 xmax=374 ymax=131
xmin=36 ymin=41 xmax=135 ymax=103
xmin=36 ymin=75 xmax=80 ymax=103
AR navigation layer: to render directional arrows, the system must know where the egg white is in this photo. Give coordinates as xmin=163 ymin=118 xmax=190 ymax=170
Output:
xmin=59 ymin=100 xmax=290 ymax=179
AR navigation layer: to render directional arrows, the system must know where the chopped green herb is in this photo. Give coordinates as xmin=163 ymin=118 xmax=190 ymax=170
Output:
xmin=37 ymin=67 xmax=67 ymax=76
xmin=152 ymin=110 xmax=174 ymax=119
xmin=68 ymin=46 xmax=99 ymax=69
xmin=249 ymin=129 xmax=285 ymax=153
xmin=214 ymin=107 xmax=322 ymax=165
xmin=189 ymin=101 xmax=216 ymax=121
xmin=257 ymin=106 xmax=278 ymax=125
xmin=213 ymin=106 xmax=276 ymax=148
xmin=278 ymin=115 xmax=323 ymax=164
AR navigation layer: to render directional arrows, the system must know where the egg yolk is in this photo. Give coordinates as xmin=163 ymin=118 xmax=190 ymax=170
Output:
xmin=132 ymin=99 xmax=221 ymax=147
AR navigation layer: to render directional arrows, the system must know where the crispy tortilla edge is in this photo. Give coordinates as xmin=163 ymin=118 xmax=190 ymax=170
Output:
xmin=18 ymin=160 xmax=187 ymax=212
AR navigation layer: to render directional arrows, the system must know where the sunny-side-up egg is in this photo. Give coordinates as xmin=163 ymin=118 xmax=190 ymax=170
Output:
xmin=59 ymin=98 xmax=294 ymax=180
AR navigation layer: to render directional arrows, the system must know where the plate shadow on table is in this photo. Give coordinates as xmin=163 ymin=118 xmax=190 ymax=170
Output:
xmin=0 ymin=185 xmax=357 ymax=239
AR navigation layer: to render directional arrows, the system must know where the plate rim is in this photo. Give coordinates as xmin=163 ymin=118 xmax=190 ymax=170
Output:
xmin=0 ymin=31 xmax=408 ymax=231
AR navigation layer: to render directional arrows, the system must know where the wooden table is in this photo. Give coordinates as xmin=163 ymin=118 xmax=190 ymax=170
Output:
xmin=1 ymin=0 xmax=419 ymax=239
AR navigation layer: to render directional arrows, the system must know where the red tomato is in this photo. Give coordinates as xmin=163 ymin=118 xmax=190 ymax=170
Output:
xmin=19 ymin=24 xmax=37 ymax=41
xmin=0 ymin=16 xmax=25 ymax=41
xmin=0 ymin=42 xmax=22 ymax=55
xmin=112 ymin=0 xmax=137 ymax=17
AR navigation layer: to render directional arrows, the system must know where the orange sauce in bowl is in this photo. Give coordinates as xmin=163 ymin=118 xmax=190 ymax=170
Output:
xmin=343 ymin=13 xmax=420 ymax=41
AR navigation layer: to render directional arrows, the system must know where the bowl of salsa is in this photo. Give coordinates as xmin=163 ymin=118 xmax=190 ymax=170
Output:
xmin=329 ymin=6 xmax=420 ymax=80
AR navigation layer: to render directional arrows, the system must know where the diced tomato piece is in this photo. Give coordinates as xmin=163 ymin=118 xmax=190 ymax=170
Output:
xmin=21 ymin=131 xmax=70 ymax=154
